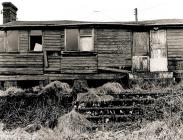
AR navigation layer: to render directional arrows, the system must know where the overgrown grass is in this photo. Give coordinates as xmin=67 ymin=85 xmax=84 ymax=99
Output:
xmin=0 ymin=80 xmax=183 ymax=139
xmin=0 ymin=81 xmax=74 ymax=130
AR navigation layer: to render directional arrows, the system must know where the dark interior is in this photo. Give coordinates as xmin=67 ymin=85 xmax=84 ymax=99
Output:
xmin=30 ymin=36 xmax=42 ymax=51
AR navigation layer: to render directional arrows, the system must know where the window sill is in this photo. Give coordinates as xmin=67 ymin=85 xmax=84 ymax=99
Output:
xmin=28 ymin=51 xmax=43 ymax=53
xmin=61 ymin=51 xmax=97 ymax=56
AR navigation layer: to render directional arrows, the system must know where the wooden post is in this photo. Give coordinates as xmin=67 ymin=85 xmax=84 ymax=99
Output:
xmin=44 ymin=50 xmax=48 ymax=68
xmin=134 ymin=8 xmax=138 ymax=22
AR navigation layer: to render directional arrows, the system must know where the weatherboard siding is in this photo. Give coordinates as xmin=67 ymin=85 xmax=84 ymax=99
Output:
xmin=0 ymin=53 xmax=43 ymax=75
xmin=19 ymin=30 xmax=29 ymax=52
xmin=95 ymin=29 xmax=132 ymax=68
xmin=43 ymin=30 xmax=64 ymax=51
xmin=61 ymin=56 xmax=97 ymax=74
xmin=43 ymin=30 xmax=64 ymax=73
xmin=167 ymin=29 xmax=183 ymax=73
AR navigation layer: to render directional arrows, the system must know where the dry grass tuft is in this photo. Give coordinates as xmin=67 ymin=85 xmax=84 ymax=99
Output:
xmin=96 ymin=82 xmax=124 ymax=95
xmin=0 ymin=81 xmax=74 ymax=130
xmin=4 ymin=87 xmax=25 ymax=96
xmin=41 ymin=81 xmax=72 ymax=96
xmin=77 ymin=89 xmax=101 ymax=102
xmin=55 ymin=109 xmax=92 ymax=134
xmin=77 ymin=88 xmax=114 ymax=102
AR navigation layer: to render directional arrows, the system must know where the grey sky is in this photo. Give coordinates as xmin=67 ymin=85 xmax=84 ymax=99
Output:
xmin=0 ymin=0 xmax=183 ymax=24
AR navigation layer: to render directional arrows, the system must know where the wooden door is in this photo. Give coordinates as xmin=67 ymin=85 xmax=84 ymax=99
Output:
xmin=150 ymin=30 xmax=167 ymax=72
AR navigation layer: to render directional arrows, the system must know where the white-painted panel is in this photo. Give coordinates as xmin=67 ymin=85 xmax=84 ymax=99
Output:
xmin=34 ymin=43 xmax=42 ymax=51
xmin=150 ymin=58 xmax=168 ymax=72
xmin=79 ymin=37 xmax=93 ymax=51
xmin=150 ymin=30 xmax=167 ymax=72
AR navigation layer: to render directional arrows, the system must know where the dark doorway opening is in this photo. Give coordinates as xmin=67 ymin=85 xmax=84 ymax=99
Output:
xmin=17 ymin=80 xmax=40 ymax=89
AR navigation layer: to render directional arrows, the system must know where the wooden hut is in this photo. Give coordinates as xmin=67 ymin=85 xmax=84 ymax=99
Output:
xmin=0 ymin=2 xmax=182 ymax=88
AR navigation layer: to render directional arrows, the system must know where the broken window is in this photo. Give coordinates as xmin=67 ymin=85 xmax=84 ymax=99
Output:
xmin=79 ymin=29 xmax=94 ymax=51
xmin=30 ymin=30 xmax=42 ymax=51
xmin=65 ymin=29 xmax=94 ymax=52
xmin=6 ymin=31 xmax=19 ymax=52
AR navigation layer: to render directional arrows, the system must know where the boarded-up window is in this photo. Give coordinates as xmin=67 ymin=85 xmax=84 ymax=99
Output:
xmin=133 ymin=32 xmax=149 ymax=56
xmin=0 ymin=31 xmax=5 ymax=52
xmin=79 ymin=29 xmax=93 ymax=51
xmin=6 ymin=31 xmax=19 ymax=52
xmin=65 ymin=29 xmax=78 ymax=51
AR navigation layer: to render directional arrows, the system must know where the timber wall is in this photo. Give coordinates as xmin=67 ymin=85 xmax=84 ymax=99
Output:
xmin=167 ymin=29 xmax=183 ymax=79
xmin=95 ymin=29 xmax=132 ymax=69
xmin=61 ymin=55 xmax=97 ymax=74
xmin=0 ymin=53 xmax=43 ymax=75
xmin=43 ymin=30 xmax=64 ymax=73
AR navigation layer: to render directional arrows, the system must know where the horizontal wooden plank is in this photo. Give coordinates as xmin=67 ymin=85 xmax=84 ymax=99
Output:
xmin=0 ymin=75 xmax=47 ymax=80
xmin=48 ymin=59 xmax=60 ymax=62
xmin=43 ymin=34 xmax=62 ymax=37
xmin=44 ymin=47 xmax=63 ymax=51
xmin=0 ymin=68 xmax=43 ymax=75
xmin=47 ymin=73 xmax=125 ymax=80
xmin=98 ymin=53 xmax=131 ymax=58
xmin=98 ymin=63 xmax=131 ymax=67
xmin=0 ymin=53 xmax=43 ymax=56
xmin=167 ymin=37 xmax=183 ymax=40
xmin=96 ymin=32 xmax=131 ymax=36
xmin=168 ymin=57 xmax=183 ymax=60
xmin=0 ymin=61 xmax=43 ymax=65
xmin=96 ymin=36 xmax=132 ymax=39
xmin=61 ymin=69 xmax=97 ymax=73
xmin=44 ymin=40 xmax=63 ymax=43
xmin=0 ymin=59 xmax=43 ymax=62
xmin=47 ymin=56 xmax=60 ymax=59
xmin=61 ymin=67 xmax=97 ymax=73
xmin=0 ymin=68 xmax=43 ymax=71
xmin=0 ymin=64 xmax=43 ymax=68
xmin=0 ymin=73 xmax=126 ymax=81
xmin=98 ymin=67 xmax=131 ymax=74
xmin=61 ymin=64 xmax=96 ymax=67
xmin=43 ymin=37 xmax=63 ymax=40
xmin=43 ymin=42 xmax=62 ymax=45
xmin=168 ymin=42 xmax=183 ymax=46
xmin=44 ymin=68 xmax=60 ymax=71
xmin=48 ymin=66 xmax=60 ymax=69
xmin=61 ymin=56 xmax=96 ymax=59
xmin=168 ymin=52 xmax=183 ymax=56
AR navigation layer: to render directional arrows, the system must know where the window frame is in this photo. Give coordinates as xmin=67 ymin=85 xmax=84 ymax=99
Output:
xmin=64 ymin=28 xmax=94 ymax=52
xmin=78 ymin=28 xmax=94 ymax=52
xmin=29 ymin=30 xmax=43 ymax=52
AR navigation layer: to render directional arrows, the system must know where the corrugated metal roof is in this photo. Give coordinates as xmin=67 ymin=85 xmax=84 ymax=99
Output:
xmin=2 ymin=19 xmax=183 ymax=28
